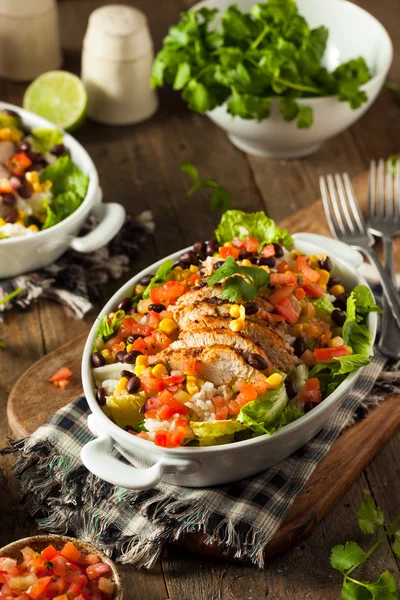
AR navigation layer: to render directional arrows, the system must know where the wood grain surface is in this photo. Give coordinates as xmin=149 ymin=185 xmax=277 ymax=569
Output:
xmin=1 ymin=0 xmax=400 ymax=598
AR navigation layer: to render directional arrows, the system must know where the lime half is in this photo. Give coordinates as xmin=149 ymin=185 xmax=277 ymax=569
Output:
xmin=23 ymin=71 xmax=88 ymax=132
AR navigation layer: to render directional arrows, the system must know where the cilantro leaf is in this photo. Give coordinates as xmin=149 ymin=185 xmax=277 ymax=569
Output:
xmin=181 ymin=162 xmax=231 ymax=213
xmin=173 ymin=62 xmax=191 ymax=90
xmin=221 ymin=275 xmax=258 ymax=302
xmin=210 ymin=186 xmax=231 ymax=212
xmin=180 ymin=162 xmax=199 ymax=185
xmin=142 ymin=260 xmax=173 ymax=299
xmin=280 ymin=97 xmax=299 ymax=122
xmin=391 ymin=530 xmax=400 ymax=559
xmin=330 ymin=542 xmax=367 ymax=573
xmin=342 ymin=572 xmax=398 ymax=600
xmin=297 ymin=105 xmax=313 ymax=128
xmin=357 ymin=497 xmax=385 ymax=535
xmin=208 ymin=256 xmax=269 ymax=302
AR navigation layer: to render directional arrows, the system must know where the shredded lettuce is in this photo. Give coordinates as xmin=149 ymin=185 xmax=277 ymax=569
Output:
xmin=142 ymin=259 xmax=174 ymax=299
xmin=215 ymin=210 xmax=293 ymax=247
xmin=41 ymin=199 xmax=59 ymax=230
xmin=94 ymin=310 xmax=126 ymax=348
xmin=30 ymin=128 xmax=63 ymax=154
xmin=342 ymin=292 xmax=373 ymax=356
xmin=237 ymin=382 xmax=289 ymax=435
xmin=190 ymin=419 xmax=245 ymax=445
xmin=353 ymin=285 xmax=382 ymax=314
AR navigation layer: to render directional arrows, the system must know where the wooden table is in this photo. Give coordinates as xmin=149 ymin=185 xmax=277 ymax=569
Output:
xmin=1 ymin=0 xmax=400 ymax=597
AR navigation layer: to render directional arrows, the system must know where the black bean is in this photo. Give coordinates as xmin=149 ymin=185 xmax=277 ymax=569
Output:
xmin=273 ymin=243 xmax=284 ymax=258
xmin=3 ymin=193 xmax=16 ymax=206
xmin=331 ymin=309 xmax=346 ymax=327
xmin=293 ymin=338 xmax=306 ymax=358
xmin=18 ymin=184 xmax=31 ymax=199
xmin=127 ymin=334 xmax=144 ymax=343
xmin=120 ymin=369 xmax=133 ymax=379
xmin=206 ymin=238 xmax=219 ymax=256
xmin=333 ymin=293 xmax=349 ymax=311
xmin=51 ymin=144 xmax=67 ymax=156
xmin=25 ymin=162 xmax=43 ymax=172
xmin=123 ymin=424 xmax=135 ymax=432
xmin=96 ymin=387 xmax=106 ymax=406
xmin=127 ymin=375 xmax=141 ymax=394
xmin=247 ymin=353 xmax=268 ymax=371
xmin=3 ymin=108 xmax=20 ymax=119
xmin=123 ymin=350 xmax=142 ymax=364
xmin=139 ymin=274 xmax=153 ymax=286
xmin=149 ymin=303 xmax=166 ymax=313
xmin=27 ymin=215 xmax=41 ymax=228
xmin=179 ymin=250 xmax=199 ymax=265
xmin=239 ymin=249 xmax=253 ymax=260
xmin=319 ymin=256 xmax=332 ymax=272
xmin=193 ymin=241 xmax=206 ymax=255
xmin=213 ymin=261 xmax=225 ymax=271
xmin=243 ymin=302 xmax=259 ymax=315
xmin=5 ymin=208 xmax=18 ymax=224
xmin=328 ymin=276 xmax=341 ymax=288
xmin=249 ymin=257 xmax=259 ymax=264
xmin=116 ymin=351 xmax=127 ymax=362
xmin=91 ymin=352 xmax=106 ymax=367
xmin=17 ymin=140 xmax=31 ymax=153
xmin=117 ymin=297 xmax=133 ymax=312
xmin=285 ymin=379 xmax=298 ymax=400
xmin=258 ymin=256 xmax=276 ymax=267
xmin=304 ymin=402 xmax=314 ymax=414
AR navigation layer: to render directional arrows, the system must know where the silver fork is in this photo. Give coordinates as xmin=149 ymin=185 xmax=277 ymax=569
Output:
xmin=319 ymin=172 xmax=400 ymax=329
xmin=367 ymin=158 xmax=400 ymax=357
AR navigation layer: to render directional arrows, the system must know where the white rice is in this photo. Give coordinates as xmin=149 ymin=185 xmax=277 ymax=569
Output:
xmin=101 ymin=378 xmax=119 ymax=395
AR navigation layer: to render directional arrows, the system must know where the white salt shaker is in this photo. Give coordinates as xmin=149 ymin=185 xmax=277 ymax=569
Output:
xmin=81 ymin=4 xmax=159 ymax=126
xmin=0 ymin=0 xmax=62 ymax=81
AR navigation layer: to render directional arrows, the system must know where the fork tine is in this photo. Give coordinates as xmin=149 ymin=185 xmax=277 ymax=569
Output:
xmin=342 ymin=173 xmax=365 ymax=232
xmin=386 ymin=159 xmax=393 ymax=219
xmin=395 ymin=159 xmax=400 ymax=219
xmin=320 ymin=176 xmax=342 ymax=239
xmin=367 ymin=160 xmax=376 ymax=220
xmin=377 ymin=159 xmax=385 ymax=218
xmin=335 ymin=174 xmax=355 ymax=232
xmin=327 ymin=175 xmax=347 ymax=234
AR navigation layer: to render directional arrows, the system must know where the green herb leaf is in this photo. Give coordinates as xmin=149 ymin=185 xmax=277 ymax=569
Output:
xmin=330 ymin=542 xmax=367 ymax=573
xmin=221 ymin=275 xmax=259 ymax=302
xmin=210 ymin=186 xmax=231 ymax=212
xmin=208 ymin=256 xmax=269 ymax=302
xmin=181 ymin=163 xmax=231 ymax=212
xmin=314 ymin=296 xmax=335 ymax=314
xmin=180 ymin=161 xmax=199 ymax=185
xmin=357 ymin=497 xmax=385 ymax=535
xmin=173 ymin=62 xmax=192 ymax=90
xmin=297 ymin=105 xmax=313 ymax=128
xmin=280 ymin=97 xmax=299 ymax=121
xmin=391 ymin=530 xmax=400 ymax=559
xmin=143 ymin=259 xmax=174 ymax=299
xmin=341 ymin=571 xmax=397 ymax=600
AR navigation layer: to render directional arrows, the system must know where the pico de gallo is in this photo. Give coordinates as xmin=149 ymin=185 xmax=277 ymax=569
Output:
xmin=0 ymin=109 xmax=88 ymax=240
xmin=0 ymin=540 xmax=116 ymax=599
xmin=90 ymin=210 xmax=379 ymax=448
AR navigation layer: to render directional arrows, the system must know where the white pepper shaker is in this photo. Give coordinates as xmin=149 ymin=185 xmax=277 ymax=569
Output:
xmin=81 ymin=4 xmax=159 ymax=126
xmin=0 ymin=0 xmax=62 ymax=81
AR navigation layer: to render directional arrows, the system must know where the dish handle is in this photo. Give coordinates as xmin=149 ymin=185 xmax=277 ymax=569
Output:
xmin=81 ymin=414 xmax=198 ymax=490
xmin=70 ymin=189 xmax=126 ymax=253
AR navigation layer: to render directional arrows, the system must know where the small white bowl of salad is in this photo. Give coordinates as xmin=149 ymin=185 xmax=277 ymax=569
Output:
xmin=81 ymin=210 xmax=378 ymax=490
xmin=0 ymin=102 xmax=125 ymax=278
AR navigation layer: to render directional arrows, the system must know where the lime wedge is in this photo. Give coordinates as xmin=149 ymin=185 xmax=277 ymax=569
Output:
xmin=23 ymin=71 xmax=88 ymax=132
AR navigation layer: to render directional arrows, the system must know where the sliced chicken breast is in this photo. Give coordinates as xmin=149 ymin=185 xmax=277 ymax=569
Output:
xmin=173 ymin=283 xmax=274 ymax=313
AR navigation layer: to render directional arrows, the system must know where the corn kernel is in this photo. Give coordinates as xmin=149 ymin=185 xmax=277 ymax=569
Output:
xmin=15 ymin=220 xmax=24 ymax=226
xmin=291 ymin=323 xmax=304 ymax=338
xmin=189 ymin=264 xmax=198 ymax=273
xmin=229 ymin=304 xmax=241 ymax=319
xmin=100 ymin=349 xmax=112 ymax=358
xmin=18 ymin=210 xmax=26 ymax=219
xmin=0 ymin=218 xmax=6 ymax=226
xmin=134 ymin=364 xmax=146 ymax=376
xmin=331 ymin=284 xmax=345 ymax=297
xmin=0 ymin=127 xmax=21 ymax=142
xmin=316 ymin=269 xmax=330 ymax=285
xmin=229 ymin=318 xmax=245 ymax=332
xmin=41 ymin=180 xmax=53 ymax=192
xmin=187 ymin=381 xmax=199 ymax=395
xmin=126 ymin=344 xmax=134 ymax=352
xmin=328 ymin=336 xmax=344 ymax=348
xmin=319 ymin=284 xmax=327 ymax=292
xmin=290 ymin=250 xmax=303 ymax=259
xmin=181 ymin=270 xmax=191 ymax=280
xmin=136 ymin=355 xmax=148 ymax=367
xmin=25 ymin=171 xmax=39 ymax=185
xmin=196 ymin=378 xmax=205 ymax=388
xmin=152 ymin=363 xmax=168 ymax=378
xmin=240 ymin=259 xmax=252 ymax=267
xmin=33 ymin=182 xmax=42 ymax=193
xmin=344 ymin=345 xmax=353 ymax=355
xmin=308 ymin=255 xmax=318 ymax=269
xmin=223 ymin=242 xmax=233 ymax=248
xmin=28 ymin=224 xmax=39 ymax=232
xmin=186 ymin=375 xmax=197 ymax=382
xmin=266 ymin=373 xmax=283 ymax=389
xmin=159 ymin=318 xmax=178 ymax=335
xmin=173 ymin=266 xmax=183 ymax=273
xmin=116 ymin=377 xmax=128 ymax=392
xmin=135 ymin=284 xmax=146 ymax=295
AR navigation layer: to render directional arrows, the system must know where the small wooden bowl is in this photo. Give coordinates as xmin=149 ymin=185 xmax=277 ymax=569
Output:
xmin=0 ymin=534 xmax=123 ymax=599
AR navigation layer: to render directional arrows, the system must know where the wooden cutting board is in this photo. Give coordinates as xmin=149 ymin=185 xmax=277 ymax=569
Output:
xmin=7 ymin=169 xmax=400 ymax=560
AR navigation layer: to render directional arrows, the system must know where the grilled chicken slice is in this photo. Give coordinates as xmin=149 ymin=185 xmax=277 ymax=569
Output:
xmin=160 ymin=345 xmax=268 ymax=386
xmin=173 ymin=284 xmax=274 ymax=313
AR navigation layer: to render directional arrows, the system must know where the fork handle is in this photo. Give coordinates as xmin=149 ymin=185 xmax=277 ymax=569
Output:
xmin=358 ymin=247 xmax=400 ymax=330
xmin=377 ymin=236 xmax=400 ymax=358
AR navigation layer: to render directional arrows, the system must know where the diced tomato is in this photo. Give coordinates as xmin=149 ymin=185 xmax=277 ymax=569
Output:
xmin=232 ymin=236 xmax=246 ymax=249
xmin=302 ymin=280 xmax=325 ymax=298
xmin=268 ymin=285 xmax=296 ymax=305
xmin=252 ymin=379 xmax=269 ymax=394
xmin=235 ymin=383 xmax=258 ymax=407
xmin=182 ymin=358 xmax=201 ymax=373
xmin=41 ymin=545 xmax=59 ymax=562
xmin=47 ymin=577 xmax=66 ymax=595
xmin=27 ymin=576 xmax=51 ymax=598
xmin=53 ymin=556 xmax=67 ymax=578
xmin=58 ymin=379 xmax=70 ymax=390
xmin=245 ymin=236 xmax=259 ymax=253
xmin=86 ymin=563 xmax=111 ymax=581
xmin=320 ymin=330 xmax=332 ymax=346
xmin=215 ymin=406 xmax=229 ymax=420
xmin=305 ymin=378 xmax=321 ymax=391
xmin=104 ymin=335 xmax=124 ymax=351
xmin=60 ymin=542 xmax=82 ymax=564
xmin=163 ymin=375 xmax=185 ymax=385
xmin=0 ymin=574 xmax=6 ymax=584
xmin=84 ymin=553 xmax=100 ymax=566
xmin=219 ymin=246 xmax=240 ymax=259
xmin=154 ymin=430 xmax=169 ymax=447
xmin=145 ymin=311 xmax=161 ymax=328
xmin=66 ymin=582 xmax=82 ymax=596
xmin=119 ymin=317 xmax=153 ymax=338
xmin=261 ymin=244 xmax=275 ymax=258
xmin=274 ymin=297 xmax=300 ymax=324
xmin=66 ymin=571 xmax=88 ymax=587
xmin=298 ymin=390 xmax=322 ymax=404
xmin=52 ymin=595 xmax=68 ymax=600
xmin=140 ymin=376 xmax=165 ymax=394
xmin=151 ymin=330 xmax=173 ymax=352
xmin=136 ymin=431 xmax=149 ymax=440
xmin=187 ymin=273 xmax=201 ymax=286
xmin=98 ymin=577 xmax=115 ymax=595
xmin=295 ymin=287 xmax=306 ymax=301
xmin=48 ymin=367 xmax=72 ymax=383
xmin=150 ymin=281 xmax=187 ymax=305
xmin=169 ymin=424 xmax=187 ymax=447
xmin=314 ymin=346 xmax=350 ymax=361
xmin=296 ymin=256 xmax=320 ymax=283
xmin=157 ymin=394 xmax=188 ymax=419
xmin=0 ymin=178 xmax=13 ymax=194
xmin=130 ymin=337 xmax=150 ymax=355
xmin=5 ymin=152 xmax=32 ymax=176
xmin=228 ymin=400 xmax=241 ymax=415
xmin=260 ymin=310 xmax=285 ymax=323
xmin=277 ymin=260 xmax=290 ymax=273
xmin=270 ymin=272 xmax=298 ymax=286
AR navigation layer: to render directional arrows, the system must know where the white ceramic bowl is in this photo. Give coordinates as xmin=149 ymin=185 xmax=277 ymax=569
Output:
xmin=191 ymin=0 xmax=393 ymax=159
xmin=81 ymin=235 xmax=377 ymax=490
xmin=0 ymin=102 xmax=126 ymax=278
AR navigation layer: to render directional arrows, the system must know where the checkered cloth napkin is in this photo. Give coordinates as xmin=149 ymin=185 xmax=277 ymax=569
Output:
xmin=2 ymin=288 xmax=400 ymax=569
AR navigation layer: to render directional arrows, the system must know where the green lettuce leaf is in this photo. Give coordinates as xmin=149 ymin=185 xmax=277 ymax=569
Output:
xmin=215 ymin=210 xmax=293 ymax=247
xmin=0 ymin=113 xmax=20 ymax=129
xmin=95 ymin=310 xmax=126 ymax=348
xmin=265 ymin=406 xmax=303 ymax=434
xmin=142 ymin=259 xmax=174 ymax=299
xmin=40 ymin=156 xmax=89 ymax=199
xmin=106 ymin=393 xmax=145 ymax=428
xmin=353 ymin=285 xmax=382 ymax=314
xmin=41 ymin=199 xmax=59 ymax=230
xmin=190 ymin=420 xmax=245 ymax=445
xmin=237 ymin=382 xmax=288 ymax=435
xmin=52 ymin=191 xmax=82 ymax=221
xmin=343 ymin=292 xmax=373 ymax=356
xmin=309 ymin=354 xmax=370 ymax=379
xmin=31 ymin=128 xmax=63 ymax=154
xmin=314 ymin=296 xmax=335 ymax=314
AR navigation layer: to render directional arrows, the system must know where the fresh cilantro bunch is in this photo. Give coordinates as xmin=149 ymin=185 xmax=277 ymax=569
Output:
xmin=208 ymin=256 xmax=269 ymax=301
xmin=330 ymin=496 xmax=400 ymax=599
xmin=151 ymin=0 xmax=371 ymax=128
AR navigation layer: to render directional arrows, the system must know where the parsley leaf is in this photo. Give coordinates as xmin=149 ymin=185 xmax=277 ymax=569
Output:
xmin=330 ymin=542 xmax=367 ymax=573
xmin=357 ymin=497 xmax=385 ymax=535
xmin=208 ymin=256 xmax=269 ymax=301
xmin=142 ymin=260 xmax=173 ymax=299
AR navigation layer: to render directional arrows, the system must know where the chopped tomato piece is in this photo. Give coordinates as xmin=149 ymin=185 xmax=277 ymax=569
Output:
xmin=270 ymin=272 xmax=298 ymax=286
xmin=163 ymin=375 xmax=185 ymax=385
xmin=104 ymin=335 xmax=124 ymax=351
xmin=260 ymin=310 xmax=285 ymax=323
xmin=298 ymin=390 xmax=322 ymax=404
xmin=130 ymin=336 xmax=150 ymax=355
xmin=302 ymin=280 xmax=325 ymax=298
xmin=151 ymin=330 xmax=173 ymax=352
xmin=245 ymin=236 xmax=259 ymax=253
xmin=296 ymin=256 xmax=320 ymax=283
xmin=261 ymin=244 xmax=275 ymax=258
xmin=268 ymin=285 xmax=296 ymax=305
xmin=41 ymin=545 xmax=59 ymax=561
xmin=27 ymin=576 xmax=51 ymax=598
xmin=314 ymin=346 xmax=350 ymax=361
xmin=140 ymin=376 xmax=165 ymax=394
xmin=119 ymin=317 xmax=153 ymax=338
xmin=274 ymin=297 xmax=300 ymax=324
xmin=295 ymin=287 xmax=306 ymax=301
xmin=157 ymin=394 xmax=188 ymax=419
xmin=60 ymin=542 xmax=82 ymax=564
xmin=66 ymin=582 xmax=82 ymax=596
xmin=215 ymin=406 xmax=229 ymax=420
xmin=48 ymin=367 xmax=72 ymax=382
xmin=150 ymin=281 xmax=187 ymax=305
xmin=219 ymin=246 xmax=240 ymax=259
xmin=65 ymin=570 xmax=88 ymax=587
xmin=86 ymin=563 xmax=111 ymax=581
xmin=154 ymin=430 xmax=169 ymax=447
xmin=52 ymin=555 xmax=67 ymax=578
xmin=58 ymin=379 xmax=70 ymax=390
xmin=187 ymin=273 xmax=201 ymax=286
xmin=305 ymin=378 xmax=321 ymax=391
xmin=232 ymin=236 xmax=246 ymax=249
xmin=236 ymin=383 xmax=258 ymax=407
xmin=47 ymin=577 xmax=67 ymax=595
xmin=228 ymin=399 xmax=241 ymax=415
xmin=145 ymin=311 xmax=161 ymax=328
xmin=182 ymin=358 xmax=201 ymax=373
xmin=169 ymin=424 xmax=187 ymax=447
xmin=5 ymin=152 xmax=32 ymax=176
xmin=277 ymin=260 xmax=290 ymax=273
xmin=52 ymin=595 xmax=68 ymax=600
xmin=252 ymin=379 xmax=269 ymax=394
xmin=98 ymin=577 xmax=115 ymax=595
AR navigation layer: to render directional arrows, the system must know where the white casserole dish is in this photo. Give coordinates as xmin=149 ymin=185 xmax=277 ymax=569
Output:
xmin=0 ymin=102 xmax=126 ymax=278
xmin=81 ymin=235 xmax=377 ymax=490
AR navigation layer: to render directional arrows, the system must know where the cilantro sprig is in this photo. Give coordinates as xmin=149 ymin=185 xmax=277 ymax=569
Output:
xmin=180 ymin=162 xmax=231 ymax=213
xmin=208 ymin=256 xmax=269 ymax=301
xmin=330 ymin=496 xmax=400 ymax=599
xmin=152 ymin=0 xmax=371 ymax=128
xmin=142 ymin=259 xmax=173 ymax=299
